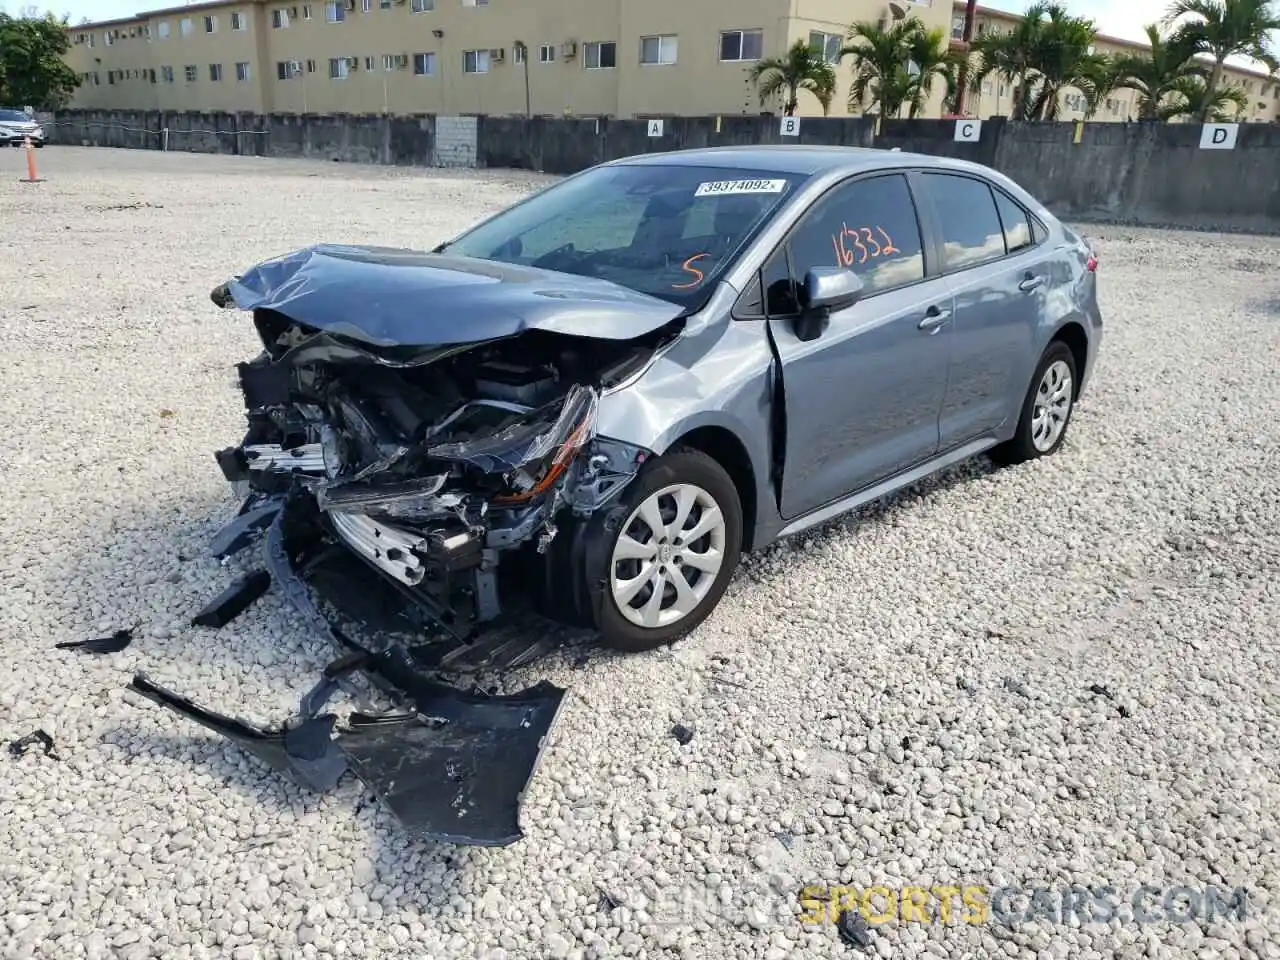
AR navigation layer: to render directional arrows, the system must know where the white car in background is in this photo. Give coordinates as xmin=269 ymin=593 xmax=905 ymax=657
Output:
xmin=0 ymin=109 xmax=45 ymax=147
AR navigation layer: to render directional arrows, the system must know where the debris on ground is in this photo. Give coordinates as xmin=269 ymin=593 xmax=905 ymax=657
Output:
xmin=1088 ymin=683 xmax=1114 ymax=699
xmin=836 ymin=908 xmax=875 ymax=949
xmin=191 ymin=569 xmax=271 ymax=628
xmin=671 ymin=723 xmax=695 ymax=745
xmin=596 ymin=886 xmax=622 ymax=912
xmin=9 ymin=730 xmax=60 ymax=760
xmin=55 ymin=627 xmax=134 ymax=654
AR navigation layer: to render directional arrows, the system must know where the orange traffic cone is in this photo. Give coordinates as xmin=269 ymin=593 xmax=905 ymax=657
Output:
xmin=20 ymin=136 xmax=42 ymax=184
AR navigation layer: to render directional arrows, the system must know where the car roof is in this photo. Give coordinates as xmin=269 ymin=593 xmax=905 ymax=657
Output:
xmin=611 ymin=145 xmax=989 ymax=178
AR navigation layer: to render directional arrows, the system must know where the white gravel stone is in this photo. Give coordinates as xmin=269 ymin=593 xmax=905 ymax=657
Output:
xmin=1 ymin=147 xmax=1278 ymax=959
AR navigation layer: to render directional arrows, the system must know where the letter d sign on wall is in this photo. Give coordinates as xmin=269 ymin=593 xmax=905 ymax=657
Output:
xmin=1199 ymin=123 xmax=1239 ymax=149
xmin=954 ymin=119 xmax=982 ymax=142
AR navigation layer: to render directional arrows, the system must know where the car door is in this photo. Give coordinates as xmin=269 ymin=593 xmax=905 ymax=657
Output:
xmin=916 ymin=172 xmax=1053 ymax=448
xmin=761 ymin=172 xmax=956 ymax=521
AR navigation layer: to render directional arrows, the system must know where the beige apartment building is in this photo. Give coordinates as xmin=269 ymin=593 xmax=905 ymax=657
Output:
xmin=64 ymin=0 xmax=1276 ymax=122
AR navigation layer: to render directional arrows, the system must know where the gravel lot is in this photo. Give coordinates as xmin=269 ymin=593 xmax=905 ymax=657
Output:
xmin=2 ymin=146 xmax=1279 ymax=960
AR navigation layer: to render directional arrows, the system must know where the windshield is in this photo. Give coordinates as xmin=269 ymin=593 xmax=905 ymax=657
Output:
xmin=0 ymin=110 xmax=31 ymax=122
xmin=443 ymin=164 xmax=803 ymax=308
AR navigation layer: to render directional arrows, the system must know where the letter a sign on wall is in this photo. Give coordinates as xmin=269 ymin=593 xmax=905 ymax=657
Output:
xmin=1199 ymin=123 xmax=1239 ymax=150
xmin=954 ymin=119 xmax=982 ymax=142
xmin=647 ymin=119 xmax=665 ymax=138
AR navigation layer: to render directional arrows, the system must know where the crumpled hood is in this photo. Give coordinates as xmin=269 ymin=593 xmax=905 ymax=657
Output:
xmin=221 ymin=243 xmax=686 ymax=347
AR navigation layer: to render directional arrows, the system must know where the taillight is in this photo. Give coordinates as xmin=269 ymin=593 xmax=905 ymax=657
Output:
xmin=1085 ymin=254 xmax=1097 ymax=272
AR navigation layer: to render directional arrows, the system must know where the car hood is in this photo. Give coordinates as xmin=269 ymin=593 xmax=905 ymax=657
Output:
xmin=221 ymin=243 xmax=686 ymax=347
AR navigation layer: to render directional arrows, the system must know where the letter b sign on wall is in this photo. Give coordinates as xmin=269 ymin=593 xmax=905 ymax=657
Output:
xmin=780 ymin=116 xmax=801 ymax=137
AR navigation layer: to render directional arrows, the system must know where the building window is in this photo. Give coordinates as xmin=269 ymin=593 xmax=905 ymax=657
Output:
xmin=183 ymin=64 xmax=197 ymax=82
xmin=303 ymin=4 xmax=313 ymax=18
xmin=236 ymin=61 xmax=251 ymax=80
xmin=326 ymin=1 xmax=344 ymax=21
xmin=381 ymin=54 xmax=394 ymax=70
xmin=157 ymin=20 xmax=170 ymax=38
xmin=514 ymin=43 xmax=525 ymax=64
xmin=719 ymin=29 xmax=762 ymax=61
xmin=362 ymin=0 xmax=371 ymax=11
xmin=413 ymin=52 xmax=436 ymax=75
xmin=179 ymin=17 xmax=193 ymax=36
xmin=329 ymin=56 xmax=349 ymax=78
xmin=276 ymin=60 xmax=298 ymax=78
xmin=380 ymin=0 xmax=391 ymax=7
xmin=364 ymin=55 xmax=375 ymax=69
xmin=584 ymin=40 xmax=616 ymax=69
xmin=808 ymin=30 xmax=840 ymax=63
xmin=161 ymin=65 xmax=174 ymax=82
xmin=539 ymin=43 xmax=555 ymax=63
xmin=951 ymin=16 xmax=964 ymax=39
xmin=203 ymin=15 xmax=217 ymax=32
xmin=209 ymin=63 xmax=223 ymax=80
xmin=463 ymin=49 xmax=491 ymax=73
xmin=411 ymin=0 xmax=433 ymax=11
xmin=231 ymin=12 xmax=246 ymax=30
xmin=640 ymin=35 xmax=678 ymax=65
xmin=271 ymin=8 xmax=289 ymax=27
xmin=306 ymin=59 xmax=316 ymax=72
xmin=104 ymin=31 xmax=114 ymax=45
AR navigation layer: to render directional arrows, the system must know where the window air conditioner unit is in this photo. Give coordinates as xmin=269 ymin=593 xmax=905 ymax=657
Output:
xmin=347 ymin=56 xmax=359 ymax=68
xmin=394 ymin=53 xmax=409 ymax=67
xmin=560 ymin=40 xmax=576 ymax=58
xmin=288 ymin=59 xmax=302 ymax=75
xmin=490 ymin=47 xmax=505 ymax=62
xmin=290 ymin=6 xmax=299 ymax=17
xmin=346 ymin=0 xmax=356 ymax=10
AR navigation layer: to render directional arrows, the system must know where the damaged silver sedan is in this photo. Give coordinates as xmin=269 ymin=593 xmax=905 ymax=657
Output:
xmin=133 ymin=147 xmax=1102 ymax=843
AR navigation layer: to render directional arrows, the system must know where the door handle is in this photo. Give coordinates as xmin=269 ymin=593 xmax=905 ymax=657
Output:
xmin=1019 ymin=275 xmax=1045 ymax=293
xmin=918 ymin=307 xmax=951 ymax=332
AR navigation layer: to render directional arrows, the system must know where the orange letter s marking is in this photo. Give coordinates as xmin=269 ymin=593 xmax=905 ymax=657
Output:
xmin=672 ymin=253 xmax=710 ymax=289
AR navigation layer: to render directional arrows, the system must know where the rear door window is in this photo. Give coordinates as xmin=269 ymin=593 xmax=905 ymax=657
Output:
xmin=993 ymin=189 xmax=1033 ymax=253
xmin=920 ymin=173 xmax=1006 ymax=271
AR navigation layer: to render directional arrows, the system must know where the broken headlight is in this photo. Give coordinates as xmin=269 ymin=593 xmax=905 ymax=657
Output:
xmin=426 ymin=384 xmax=599 ymax=503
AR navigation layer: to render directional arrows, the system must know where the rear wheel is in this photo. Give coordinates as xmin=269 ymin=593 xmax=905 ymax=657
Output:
xmin=990 ymin=340 xmax=1078 ymax=466
xmin=595 ymin=449 xmax=742 ymax=653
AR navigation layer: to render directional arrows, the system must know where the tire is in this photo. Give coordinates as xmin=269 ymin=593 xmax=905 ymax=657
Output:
xmin=990 ymin=340 xmax=1079 ymax=466
xmin=593 ymin=447 xmax=743 ymax=653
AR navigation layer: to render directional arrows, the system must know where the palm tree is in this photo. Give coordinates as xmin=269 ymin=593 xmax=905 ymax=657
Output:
xmin=1113 ymin=24 xmax=1207 ymax=119
xmin=970 ymin=2 xmax=1053 ymax=119
xmin=1159 ymin=72 xmax=1252 ymax=118
xmin=747 ymin=39 xmax=837 ymax=116
xmin=1075 ymin=55 xmax=1124 ymax=118
xmin=1022 ymin=4 xmax=1101 ymax=120
xmin=1163 ymin=0 xmax=1280 ymax=122
xmin=841 ymin=17 xmax=925 ymax=117
xmin=902 ymin=25 xmax=964 ymax=117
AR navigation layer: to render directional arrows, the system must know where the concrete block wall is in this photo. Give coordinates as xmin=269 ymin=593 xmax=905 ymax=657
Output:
xmin=434 ymin=116 xmax=477 ymax=169
xmin=44 ymin=109 xmax=1280 ymax=234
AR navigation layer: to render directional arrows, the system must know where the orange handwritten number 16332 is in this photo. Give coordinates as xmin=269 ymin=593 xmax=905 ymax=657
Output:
xmin=832 ymin=223 xmax=899 ymax=268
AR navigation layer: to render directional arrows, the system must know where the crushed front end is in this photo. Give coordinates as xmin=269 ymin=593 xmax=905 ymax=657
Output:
xmin=128 ymin=254 xmax=677 ymax=845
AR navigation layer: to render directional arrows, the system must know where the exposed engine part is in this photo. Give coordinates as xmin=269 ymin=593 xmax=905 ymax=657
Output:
xmin=330 ymin=511 xmax=431 ymax=586
xmin=244 ymin=443 xmax=326 ymax=475
xmin=317 ymin=474 xmax=450 ymax=515
xmin=472 ymin=360 xmax=558 ymax=407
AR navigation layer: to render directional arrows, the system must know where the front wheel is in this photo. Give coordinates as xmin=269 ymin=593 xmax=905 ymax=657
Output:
xmin=595 ymin=448 xmax=743 ymax=653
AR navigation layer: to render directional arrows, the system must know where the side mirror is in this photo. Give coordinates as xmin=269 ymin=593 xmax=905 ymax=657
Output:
xmin=794 ymin=268 xmax=863 ymax=341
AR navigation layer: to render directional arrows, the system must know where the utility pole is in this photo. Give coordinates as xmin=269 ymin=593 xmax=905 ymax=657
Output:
xmin=953 ymin=0 xmax=978 ymax=117
xmin=515 ymin=40 xmax=531 ymax=117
